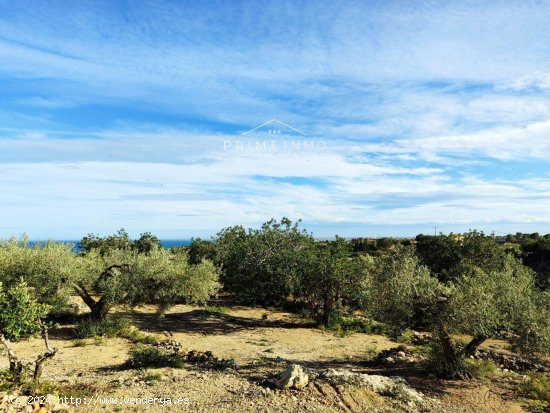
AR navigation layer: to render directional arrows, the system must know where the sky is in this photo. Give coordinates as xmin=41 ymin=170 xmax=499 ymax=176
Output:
xmin=2 ymin=0 xmax=550 ymax=239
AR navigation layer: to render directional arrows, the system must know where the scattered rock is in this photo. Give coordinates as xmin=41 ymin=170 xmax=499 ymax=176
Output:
xmin=186 ymin=350 xmax=237 ymax=370
xmin=410 ymin=331 xmax=430 ymax=345
xmin=376 ymin=345 xmax=424 ymax=365
xmin=474 ymin=349 xmax=546 ymax=372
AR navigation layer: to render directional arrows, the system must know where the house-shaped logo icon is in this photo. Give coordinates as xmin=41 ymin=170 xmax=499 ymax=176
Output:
xmin=241 ymin=119 xmax=307 ymax=136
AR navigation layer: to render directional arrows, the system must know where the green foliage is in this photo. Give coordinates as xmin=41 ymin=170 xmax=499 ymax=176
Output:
xmin=0 ymin=278 xmax=49 ymax=340
xmin=366 ymin=247 xmax=550 ymax=378
xmin=325 ymin=314 xmax=384 ymax=335
xmin=215 ymin=218 xmax=315 ymax=306
xmin=125 ymin=330 xmax=160 ymax=345
xmin=0 ymin=237 xmax=76 ymax=312
xmin=216 ymin=221 xmax=369 ymax=324
xmin=202 ymin=305 xmax=230 ymax=315
xmin=127 ymin=344 xmax=184 ymax=369
xmin=461 ymin=359 xmax=498 ymax=379
xmin=72 ymin=338 xmax=88 ymax=347
xmin=79 ymin=229 xmax=162 ymax=255
xmin=350 ymin=237 xmax=407 ymax=256
xmin=520 ymin=372 xmax=550 ymax=405
xmin=74 ymin=316 xmax=132 ymax=338
xmin=366 ymin=247 xmax=440 ymax=334
xmin=187 ymin=238 xmax=217 ymax=264
xmin=133 ymin=232 xmax=162 ymax=254
xmin=298 ymin=236 xmax=370 ymax=325
xmin=398 ymin=329 xmax=415 ymax=344
xmin=74 ymin=247 xmax=220 ymax=319
xmin=520 ymin=237 xmax=550 ymax=289
xmin=149 ymin=251 xmax=221 ymax=315
xmin=79 ymin=229 xmax=133 ymax=255
xmin=415 ymin=231 xmax=504 ymax=283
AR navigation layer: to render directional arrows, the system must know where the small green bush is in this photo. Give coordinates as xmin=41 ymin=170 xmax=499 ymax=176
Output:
xmin=426 ymin=343 xmax=498 ymax=379
xmin=0 ymin=279 xmax=49 ymax=340
xmin=520 ymin=372 xmax=550 ymax=404
xmin=127 ymin=345 xmax=184 ymax=369
xmin=143 ymin=372 xmax=163 ymax=383
xmin=124 ymin=329 xmax=160 ymax=345
xmin=72 ymin=338 xmax=88 ymax=347
xmin=202 ymin=306 xmax=230 ymax=315
xmin=398 ymin=329 xmax=414 ymax=344
xmin=74 ymin=316 xmax=132 ymax=338
xmin=326 ymin=314 xmax=384 ymax=335
xmin=462 ymin=359 xmax=498 ymax=379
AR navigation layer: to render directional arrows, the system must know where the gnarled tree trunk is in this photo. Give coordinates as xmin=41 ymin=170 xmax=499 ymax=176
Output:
xmin=436 ymin=326 xmax=487 ymax=379
xmin=1 ymin=326 xmax=57 ymax=384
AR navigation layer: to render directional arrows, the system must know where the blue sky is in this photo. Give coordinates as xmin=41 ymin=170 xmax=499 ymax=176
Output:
xmin=2 ymin=0 xmax=550 ymax=239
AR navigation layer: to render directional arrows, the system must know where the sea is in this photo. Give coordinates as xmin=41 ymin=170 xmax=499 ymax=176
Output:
xmin=28 ymin=240 xmax=192 ymax=253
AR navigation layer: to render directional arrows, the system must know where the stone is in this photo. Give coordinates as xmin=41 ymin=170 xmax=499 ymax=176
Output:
xmin=275 ymin=364 xmax=309 ymax=390
xmin=321 ymin=369 xmax=424 ymax=403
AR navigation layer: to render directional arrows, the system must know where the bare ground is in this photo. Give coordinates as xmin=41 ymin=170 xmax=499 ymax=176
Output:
xmin=0 ymin=301 xmax=541 ymax=413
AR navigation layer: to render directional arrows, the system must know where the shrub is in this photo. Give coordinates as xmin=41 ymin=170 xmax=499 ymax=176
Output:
xmin=124 ymin=329 xmax=160 ymax=345
xmin=326 ymin=314 xmax=384 ymax=335
xmin=74 ymin=316 xmax=132 ymax=338
xmin=127 ymin=345 xmax=184 ymax=369
xmin=398 ymin=329 xmax=415 ymax=344
xmin=203 ymin=306 xmax=230 ymax=315
xmin=520 ymin=372 xmax=550 ymax=403
xmin=72 ymin=339 xmax=88 ymax=347
xmin=461 ymin=359 xmax=498 ymax=379
xmin=366 ymin=249 xmax=550 ymax=379
xmin=0 ymin=278 xmax=49 ymax=340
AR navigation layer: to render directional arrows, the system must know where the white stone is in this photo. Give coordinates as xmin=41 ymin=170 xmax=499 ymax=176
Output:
xmin=275 ymin=364 xmax=309 ymax=390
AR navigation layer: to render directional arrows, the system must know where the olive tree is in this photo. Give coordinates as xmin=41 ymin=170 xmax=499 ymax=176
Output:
xmin=73 ymin=247 xmax=220 ymax=320
xmin=367 ymin=248 xmax=550 ymax=378
xmin=215 ymin=218 xmax=315 ymax=306
xmin=297 ymin=237 xmax=369 ymax=325
xmin=0 ymin=279 xmax=56 ymax=384
xmin=0 ymin=237 xmax=77 ymax=312
xmin=79 ymin=229 xmax=162 ymax=255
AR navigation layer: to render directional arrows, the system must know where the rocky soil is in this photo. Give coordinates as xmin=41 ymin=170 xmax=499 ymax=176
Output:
xmin=0 ymin=303 xmax=546 ymax=412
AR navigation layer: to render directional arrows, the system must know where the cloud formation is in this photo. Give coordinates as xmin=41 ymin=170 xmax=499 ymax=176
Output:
xmin=1 ymin=0 xmax=550 ymax=238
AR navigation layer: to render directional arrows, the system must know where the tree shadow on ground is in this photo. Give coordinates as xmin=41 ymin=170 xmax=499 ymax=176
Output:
xmin=48 ymin=326 xmax=77 ymax=340
xmin=125 ymin=309 xmax=316 ymax=336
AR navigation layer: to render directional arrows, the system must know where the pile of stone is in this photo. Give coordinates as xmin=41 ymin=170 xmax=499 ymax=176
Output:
xmin=186 ymin=350 xmax=237 ymax=370
xmin=375 ymin=345 xmax=425 ymax=365
xmin=152 ymin=338 xmax=185 ymax=355
xmin=473 ymin=349 xmax=546 ymax=372
xmin=409 ymin=330 xmax=430 ymax=345
xmin=0 ymin=392 xmax=73 ymax=413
